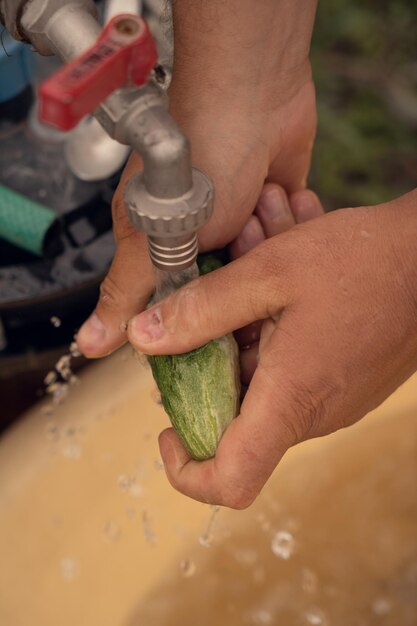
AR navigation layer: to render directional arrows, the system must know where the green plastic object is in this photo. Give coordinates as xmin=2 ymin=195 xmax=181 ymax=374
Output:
xmin=0 ymin=184 xmax=61 ymax=257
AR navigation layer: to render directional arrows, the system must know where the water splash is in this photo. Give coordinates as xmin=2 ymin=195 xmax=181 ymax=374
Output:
xmin=255 ymin=512 xmax=271 ymax=533
xmin=251 ymin=608 xmax=273 ymax=625
xmin=43 ymin=339 xmax=81 ymax=407
xmin=302 ymin=568 xmax=319 ymax=594
xmin=153 ymin=264 xmax=199 ymax=302
xmin=60 ymin=558 xmax=78 ymax=581
xmin=103 ymin=520 xmax=121 ymax=543
xmin=304 ymin=607 xmax=327 ymax=625
xmin=45 ymin=421 xmax=60 ymax=442
xmin=271 ymin=530 xmax=297 ymax=560
xmin=126 ymin=508 xmax=137 ymax=520
xmin=50 ymin=315 xmax=62 ymax=328
xmin=372 ymin=597 xmax=392 ymax=616
xmin=142 ymin=510 xmax=157 ymax=544
xmin=62 ymin=441 xmax=82 ymax=459
xmin=234 ymin=548 xmax=258 ymax=567
xmin=117 ymin=474 xmax=143 ymax=497
xmin=179 ymin=559 xmax=196 ymax=578
xmin=199 ymin=505 xmax=220 ymax=548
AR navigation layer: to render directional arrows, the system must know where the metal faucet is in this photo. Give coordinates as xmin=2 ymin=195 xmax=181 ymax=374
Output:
xmin=0 ymin=0 xmax=214 ymax=272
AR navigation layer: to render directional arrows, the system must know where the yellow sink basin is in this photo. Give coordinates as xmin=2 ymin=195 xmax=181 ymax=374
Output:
xmin=0 ymin=349 xmax=416 ymax=626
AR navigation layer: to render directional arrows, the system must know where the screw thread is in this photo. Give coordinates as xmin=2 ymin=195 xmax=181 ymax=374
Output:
xmin=148 ymin=234 xmax=198 ymax=271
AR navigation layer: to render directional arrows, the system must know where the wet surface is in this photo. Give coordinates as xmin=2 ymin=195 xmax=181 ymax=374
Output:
xmin=0 ymin=350 xmax=415 ymax=626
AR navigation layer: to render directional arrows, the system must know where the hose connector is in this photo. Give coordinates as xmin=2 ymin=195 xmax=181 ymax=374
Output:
xmin=125 ymin=168 xmax=214 ymax=271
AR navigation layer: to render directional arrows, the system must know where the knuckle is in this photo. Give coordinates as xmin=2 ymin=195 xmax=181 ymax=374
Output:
xmin=286 ymin=384 xmax=324 ymax=440
xmin=278 ymin=374 xmax=341 ymax=442
xmin=168 ymin=277 xmax=212 ymax=335
xmin=247 ymin=241 xmax=293 ymax=318
xmin=98 ymin=272 xmax=126 ymax=314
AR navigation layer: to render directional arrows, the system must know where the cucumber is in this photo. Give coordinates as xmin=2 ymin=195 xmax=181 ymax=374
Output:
xmin=148 ymin=254 xmax=240 ymax=461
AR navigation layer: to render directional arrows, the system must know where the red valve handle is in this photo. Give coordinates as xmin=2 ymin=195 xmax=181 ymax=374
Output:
xmin=39 ymin=14 xmax=157 ymax=131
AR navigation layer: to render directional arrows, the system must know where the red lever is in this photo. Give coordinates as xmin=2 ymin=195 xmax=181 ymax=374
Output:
xmin=39 ymin=14 xmax=157 ymax=131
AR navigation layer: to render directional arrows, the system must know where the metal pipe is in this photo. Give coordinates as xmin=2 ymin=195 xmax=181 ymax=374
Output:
xmin=128 ymin=105 xmax=193 ymax=199
xmin=2 ymin=0 xmax=214 ymax=272
xmin=42 ymin=5 xmax=101 ymax=60
xmin=19 ymin=0 xmax=99 ymax=57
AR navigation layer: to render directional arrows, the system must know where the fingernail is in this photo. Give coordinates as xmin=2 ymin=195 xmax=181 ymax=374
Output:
xmin=257 ymin=187 xmax=289 ymax=220
xmin=130 ymin=306 xmax=164 ymax=345
xmin=77 ymin=312 xmax=106 ymax=349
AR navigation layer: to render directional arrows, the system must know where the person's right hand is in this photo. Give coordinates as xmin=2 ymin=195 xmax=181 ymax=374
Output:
xmin=77 ymin=62 xmax=317 ymax=358
xmin=127 ymin=189 xmax=417 ymax=508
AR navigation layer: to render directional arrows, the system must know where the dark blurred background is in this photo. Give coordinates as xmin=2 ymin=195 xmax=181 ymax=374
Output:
xmin=311 ymin=0 xmax=417 ymax=208
xmin=0 ymin=0 xmax=416 ymax=430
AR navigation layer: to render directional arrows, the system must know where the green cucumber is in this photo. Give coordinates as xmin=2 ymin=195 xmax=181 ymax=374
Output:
xmin=148 ymin=254 xmax=240 ymax=461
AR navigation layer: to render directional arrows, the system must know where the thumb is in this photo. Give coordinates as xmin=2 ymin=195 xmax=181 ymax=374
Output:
xmin=158 ymin=358 xmax=297 ymax=509
xmin=127 ymin=239 xmax=292 ymax=355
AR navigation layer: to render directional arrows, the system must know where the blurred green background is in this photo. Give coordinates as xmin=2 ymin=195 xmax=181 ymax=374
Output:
xmin=310 ymin=0 xmax=417 ymax=209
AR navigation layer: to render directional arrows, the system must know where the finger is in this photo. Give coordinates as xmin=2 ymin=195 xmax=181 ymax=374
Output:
xmin=77 ymin=154 xmax=155 ymax=357
xmin=128 ymin=237 xmax=292 ymax=355
xmin=229 ymin=215 xmax=265 ymax=260
xmin=290 ymin=189 xmax=324 ymax=223
xmin=234 ymin=184 xmax=320 ymax=349
xmin=158 ymin=361 xmax=296 ymax=509
xmin=234 ymin=322 xmax=263 ymax=348
xmin=255 ymin=183 xmax=295 ymax=237
xmin=239 ymin=343 xmax=259 ymax=385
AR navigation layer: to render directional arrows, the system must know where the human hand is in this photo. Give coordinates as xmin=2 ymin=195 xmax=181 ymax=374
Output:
xmin=127 ymin=190 xmax=417 ymax=508
xmin=76 ymin=0 xmax=317 ymax=358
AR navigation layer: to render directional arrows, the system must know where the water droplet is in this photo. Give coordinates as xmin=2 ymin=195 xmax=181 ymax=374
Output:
xmin=234 ymin=548 xmax=258 ymax=567
xmin=45 ymin=422 xmax=60 ymax=442
xmin=305 ymin=607 xmax=327 ymax=625
xmin=117 ymin=474 xmax=143 ymax=497
xmin=255 ymin=512 xmax=271 ymax=533
xmin=50 ymin=316 xmax=62 ymax=328
xmin=44 ymin=371 xmax=57 ymax=386
xmin=151 ymin=387 xmax=163 ymax=405
xmin=60 ymin=558 xmax=78 ymax=581
xmin=142 ymin=510 xmax=157 ymax=544
xmin=69 ymin=341 xmax=81 ymax=358
xmin=103 ymin=520 xmax=121 ymax=542
xmin=62 ymin=442 xmax=82 ymax=459
xmin=47 ymin=381 xmax=69 ymax=405
xmin=179 ymin=559 xmax=196 ymax=578
xmin=118 ymin=474 xmax=134 ymax=492
xmin=199 ymin=506 xmax=220 ymax=548
xmin=302 ymin=568 xmax=318 ymax=594
xmin=271 ymin=530 xmax=296 ymax=560
xmin=372 ymin=597 xmax=392 ymax=616
xmin=56 ymin=355 xmax=72 ymax=381
xmin=130 ymin=483 xmax=143 ymax=497
xmin=360 ymin=229 xmax=371 ymax=239
xmin=251 ymin=608 xmax=273 ymax=624
xmin=41 ymin=405 xmax=54 ymax=417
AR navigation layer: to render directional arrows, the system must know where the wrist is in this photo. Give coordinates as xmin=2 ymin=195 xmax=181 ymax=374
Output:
xmin=170 ymin=0 xmax=317 ymax=112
